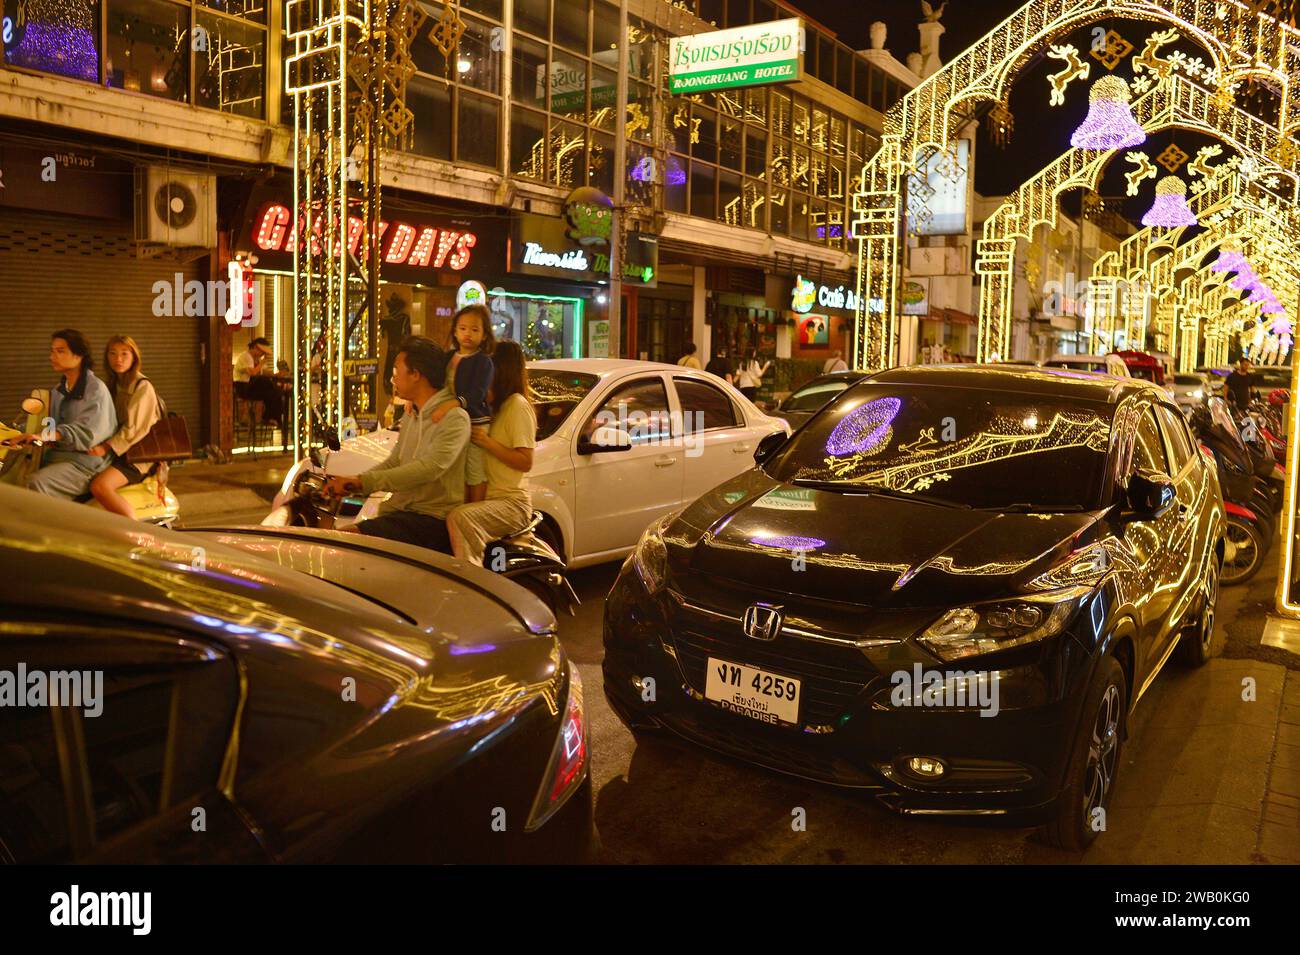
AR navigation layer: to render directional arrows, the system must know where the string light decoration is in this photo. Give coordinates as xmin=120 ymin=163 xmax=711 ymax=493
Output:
xmin=988 ymin=100 xmax=1015 ymax=147
xmin=1070 ymin=76 xmax=1147 ymax=149
xmin=1143 ymin=175 xmax=1200 ymax=225
xmin=1125 ymin=152 xmax=1159 ymax=194
xmin=1157 ymin=142 xmax=1191 ymax=171
xmin=1046 ymin=44 xmax=1091 ymax=106
xmin=1090 ymin=29 xmax=1135 ymax=70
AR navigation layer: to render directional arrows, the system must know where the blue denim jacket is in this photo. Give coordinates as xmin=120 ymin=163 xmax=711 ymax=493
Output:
xmin=453 ymin=351 xmax=495 ymax=421
xmin=46 ymin=369 xmax=117 ymax=472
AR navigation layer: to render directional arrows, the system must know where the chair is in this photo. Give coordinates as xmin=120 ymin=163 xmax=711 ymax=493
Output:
xmin=233 ymin=380 xmax=272 ymax=459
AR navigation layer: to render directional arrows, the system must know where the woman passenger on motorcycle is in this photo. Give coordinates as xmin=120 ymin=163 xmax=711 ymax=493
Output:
xmin=446 ymin=340 xmax=537 ymax=567
xmin=89 ymin=336 xmax=161 ymax=519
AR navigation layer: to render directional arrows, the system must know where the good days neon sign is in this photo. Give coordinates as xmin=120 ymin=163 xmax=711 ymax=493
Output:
xmin=253 ymin=203 xmax=478 ymax=271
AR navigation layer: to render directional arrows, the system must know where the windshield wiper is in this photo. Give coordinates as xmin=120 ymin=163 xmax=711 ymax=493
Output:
xmin=791 ymin=478 xmax=972 ymax=509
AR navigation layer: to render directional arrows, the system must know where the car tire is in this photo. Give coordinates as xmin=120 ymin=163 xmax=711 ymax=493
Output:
xmin=1177 ymin=558 xmax=1219 ymax=668
xmin=1039 ymin=655 xmax=1127 ymax=852
xmin=1221 ymin=515 xmax=1265 ymax=586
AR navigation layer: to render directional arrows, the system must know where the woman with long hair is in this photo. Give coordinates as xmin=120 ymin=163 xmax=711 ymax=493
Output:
xmin=89 ymin=335 xmax=162 ymax=519
xmin=446 ymin=340 xmax=537 ymax=566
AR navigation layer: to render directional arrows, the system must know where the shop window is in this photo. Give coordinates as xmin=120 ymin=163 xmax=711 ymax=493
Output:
xmin=802 ymin=29 xmax=816 ymax=77
xmin=627 ymin=16 xmax=654 ymax=81
xmin=589 ymin=130 xmax=614 ymax=194
xmin=854 ymin=59 xmax=871 ymax=105
xmin=457 ymin=90 xmax=499 ymax=168
xmin=715 ymin=88 xmax=743 ymax=120
xmin=771 ymin=139 xmax=791 ymax=188
xmin=790 ymin=194 xmax=809 ymax=240
xmin=830 ymin=116 xmax=846 ymax=158
xmin=690 ymin=161 xmax=716 ymax=219
xmin=198 ymin=0 xmax=264 ymax=22
xmin=771 ymin=90 xmax=790 ymax=138
xmin=511 ymin=33 xmax=549 ymax=107
xmin=629 ymin=80 xmax=654 ymax=143
xmin=514 ymin=0 xmax=550 ymax=39
xmin=818 ymin=35 xmax=834 ymax=84
xmin=625 ymin=141 xmax=653 ymax=204
xmin=590 ymin=64 xmax=617 ymax=128
xmin=743 ymin=87 xmax=766 ymax=125
xmin=550 ymin=51 xmax=588 ymax=122
xmin=675 ymin=378 xmax=739 ymax=430
xmin=810 ymin=152 xmax=827 ymax=198
xmin=510 ymin=106 xmax=547 ymax=179
xmin=837 ymin=46 xmax=853 ymax=94
xmin=413 ymin=2 xmax=451 ymax=74
xmin=691 ymin=106 xmax=718 ymax=163
xmin=194 ymin=12 xmax=265 ymax=118
xmin=456 ymin=15 xmax=501 ymax=93
xmin=792 ymin=144 xmax=810 ymax=191
xmin=592 ymin=1 xmax=619 ymax=55
xmin=792 ymin=97 xmax=809 ymax=141
xmin=407 ymin=76 xmax=452 ymax=160
xmin=461 ymin=0 xmax=502 ymax=18
xmin=720 ymin=118 xmax=743 ymax=171
xmin=744 ymin=128 xmax=767 ymax=178
xmin=811 ymin=107 xmax=828 ymax=152
xmin=719 ymin=170 xmax=742 ymax=226
xmin=553 ymin=0 xmax=590 ymax=55
xmin=105 ymin=0 xmax=189 ymax=101
xmin=770 ymin=189 xmax=788 ymax=233
xmin=664 ymin=155 xmax=689 ymax=212
xmin=666 ymin=104 xmax=692 ymax=154
xmin=4 ymin=0 xmax=100 ymax=82
xmin=549 ymin=118 xmax=586 ymax=189
xmin=743 ymin=177 xmax=766 ymax=230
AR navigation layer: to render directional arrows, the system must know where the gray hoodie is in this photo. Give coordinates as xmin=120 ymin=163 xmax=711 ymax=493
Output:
xmin=359 ymin=387 xmax=470 ymax=518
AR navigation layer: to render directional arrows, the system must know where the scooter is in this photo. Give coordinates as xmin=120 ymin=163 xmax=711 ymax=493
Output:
xmin=0 ymin=392 xmax=180 ymax=526
xmin=263 ymin=424 xmax=578 ymax=615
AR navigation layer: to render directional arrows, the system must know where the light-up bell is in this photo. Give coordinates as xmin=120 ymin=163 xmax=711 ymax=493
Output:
xmin=1141 ymin=176 xmax=1198 ymax=227
xmin=1211 ymin=250 xmax=1249 ymax=274
xmin=1070 ymin=76 xmax=1147 ymax=150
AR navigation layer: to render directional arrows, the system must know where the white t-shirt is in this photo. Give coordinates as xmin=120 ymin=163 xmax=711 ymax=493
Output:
xmin=234 ymin=350 xmax=257 ymax=383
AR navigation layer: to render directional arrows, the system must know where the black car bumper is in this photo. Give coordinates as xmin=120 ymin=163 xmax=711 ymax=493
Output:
xmin=602 ymin=563 xmax=1096 ymax=824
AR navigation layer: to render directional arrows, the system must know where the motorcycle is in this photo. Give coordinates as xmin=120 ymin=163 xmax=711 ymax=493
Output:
xmin=263 ymin=424 xmax=578 ymax=615
xmin=0 ymin=392 xmax=180 ymax=526
xmin=1189 ymin=398 xmax=1270 ymax=585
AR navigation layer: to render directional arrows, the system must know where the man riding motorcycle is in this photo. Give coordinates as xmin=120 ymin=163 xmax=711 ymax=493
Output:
xmin=3 ymin=329 xmax=116 ymax=500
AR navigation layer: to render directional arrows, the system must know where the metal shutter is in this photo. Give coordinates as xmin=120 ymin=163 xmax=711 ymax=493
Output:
xmin=0 ymin=210 xmax=203 ymax=441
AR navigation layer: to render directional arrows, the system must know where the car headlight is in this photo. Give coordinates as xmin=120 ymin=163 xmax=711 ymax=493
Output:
xmin=631 ymin=511 xmax=678 ymax=593
xmin=919 ymin=588 xmax=1091 ymax=662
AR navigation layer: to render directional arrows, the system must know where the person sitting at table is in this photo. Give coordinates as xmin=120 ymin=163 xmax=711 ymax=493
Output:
xmin=233 ymin=337 xmax=283 ymax=428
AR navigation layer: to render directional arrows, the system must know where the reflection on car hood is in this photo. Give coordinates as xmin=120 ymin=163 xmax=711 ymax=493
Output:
xmin=670 ymin=471 xmax=1102 ymax=610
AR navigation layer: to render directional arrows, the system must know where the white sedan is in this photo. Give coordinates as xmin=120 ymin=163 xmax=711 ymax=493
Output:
xmin=270 ymin=359 xmax=790 ymax=568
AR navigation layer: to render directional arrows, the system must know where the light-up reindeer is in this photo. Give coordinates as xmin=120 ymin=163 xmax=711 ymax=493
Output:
xmin=1046 ymin=45 xmax=1090 ymax=106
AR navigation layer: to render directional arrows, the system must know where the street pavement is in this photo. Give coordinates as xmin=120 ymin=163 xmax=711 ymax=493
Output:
xmin=171 ymin=455 xmax=1300 ymax=863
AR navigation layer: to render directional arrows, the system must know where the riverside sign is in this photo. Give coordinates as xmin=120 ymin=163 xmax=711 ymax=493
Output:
xmin=668 ymin=18 xmax=802 ymax=95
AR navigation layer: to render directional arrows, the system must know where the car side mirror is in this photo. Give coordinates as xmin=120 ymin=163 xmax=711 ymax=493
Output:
xmin=1127 ymin=470 xmax=1176 ymax=518
xmin=578 ymin=425 xmax=633 ymax=455
xmin=754 ymin=430 xmax=787 ymax=464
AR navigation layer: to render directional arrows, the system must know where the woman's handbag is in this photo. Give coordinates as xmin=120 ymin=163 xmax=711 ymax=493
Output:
xmin=126 ymin=393 xmax=192 ymax=464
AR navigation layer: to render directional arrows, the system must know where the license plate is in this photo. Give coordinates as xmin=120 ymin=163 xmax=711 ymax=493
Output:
xmin=704 ymin=657 xmax=801 ymax=726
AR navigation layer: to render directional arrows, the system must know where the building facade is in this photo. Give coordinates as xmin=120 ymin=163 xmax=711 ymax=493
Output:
xmin=0 ymin=0 xmax=927 ymax=450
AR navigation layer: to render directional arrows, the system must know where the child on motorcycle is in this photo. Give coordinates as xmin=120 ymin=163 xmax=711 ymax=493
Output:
xmin=430 ymin=304 xmax=495 ymax=504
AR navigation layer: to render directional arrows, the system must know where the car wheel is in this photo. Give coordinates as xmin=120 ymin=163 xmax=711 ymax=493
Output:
xmin=1177 ymin=558 xmax=1219 ymax=667
xmin=1039 ymin=655 xmax=1126 ymax=852
xmin=1221 ymin=515 xmax=1265 ymax=586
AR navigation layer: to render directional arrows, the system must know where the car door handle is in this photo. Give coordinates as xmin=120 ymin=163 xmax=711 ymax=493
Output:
xmin=654 ymin=455 xmax=677 ymax=468
xmin=732 ymin=444 xmax=750 ymax=453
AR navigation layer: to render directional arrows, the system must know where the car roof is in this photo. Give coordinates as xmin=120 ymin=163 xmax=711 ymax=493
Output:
xmin=869 ymin=363 xmax=1165 ymax=404
xmin=529 ymin=358 xmax=680 ymax=378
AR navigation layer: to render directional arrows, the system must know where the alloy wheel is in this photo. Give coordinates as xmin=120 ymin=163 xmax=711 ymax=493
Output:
xmin=1082 ymin=684 xmax=1121 ymax=826
xmin=1222 ymin=520 xmax=1260 ymax=582
xmin=1200 ymin=566 xmax=1219 ymax=652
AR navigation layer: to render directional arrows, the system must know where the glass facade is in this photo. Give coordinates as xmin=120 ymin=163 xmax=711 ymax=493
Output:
xmin=510 ymin=0 xmax=621 ymax=194
xmin=2 ymin=0 xmax=266 ymax=115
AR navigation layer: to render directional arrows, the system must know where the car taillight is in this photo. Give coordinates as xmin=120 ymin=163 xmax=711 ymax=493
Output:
xmin=525 ymin=663 xmax=588 ymax=831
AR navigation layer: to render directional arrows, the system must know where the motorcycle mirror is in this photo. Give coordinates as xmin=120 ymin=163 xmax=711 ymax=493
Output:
xmin=325 ymin=428 xmax=341 ymax=452
xmin=20 ymin=397 xmax=44 ymax=416
xmin=309 ymin=448 xmax=324 ymax=469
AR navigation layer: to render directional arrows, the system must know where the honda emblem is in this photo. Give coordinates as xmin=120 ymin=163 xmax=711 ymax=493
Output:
xmin=742 ymin=603 xmax=784 ymax=641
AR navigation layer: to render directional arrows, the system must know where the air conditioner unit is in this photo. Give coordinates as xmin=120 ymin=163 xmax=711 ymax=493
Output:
xmin=134 ymin=166 xmax=217 ymax=249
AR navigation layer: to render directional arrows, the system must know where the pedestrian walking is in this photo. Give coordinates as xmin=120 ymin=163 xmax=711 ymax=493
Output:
xmin=677 ymin=342 xmax=702 ymax=369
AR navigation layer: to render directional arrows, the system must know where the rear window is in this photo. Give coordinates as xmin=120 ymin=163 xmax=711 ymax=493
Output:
xmin=529 ymin=370 xmax=599 ymax=440
xmin=1174 ymin=374 xmax=1203 ymax=386
xmin=765 ymin=383 xmax=1114 ymax=510
xmin=782 ymin=379 xmax=852 ymax=412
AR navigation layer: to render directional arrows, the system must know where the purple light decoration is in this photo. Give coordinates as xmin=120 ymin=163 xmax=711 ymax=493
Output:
xmin=1071 ymin=76 xmax=1147 ymax=150
xmin=1230 ymin=267 xmax=1258 ymax=291
xmin=1141 ymin=176 xmax=1198 ymax=227
xmin=666 ymin=157 xmax=686 ymax=186
xmin=825 ymin=397 xmax=902 ymax=457
xmin=1211 ymin=250 xmax=1249 ymax=274
xmin=5 ymin=23 xmax=99 ymax=83
xmin=1271 ymin=313 xmax=1292 ymax=335
xmin=751 ymin=535 xmax=826 ymax=551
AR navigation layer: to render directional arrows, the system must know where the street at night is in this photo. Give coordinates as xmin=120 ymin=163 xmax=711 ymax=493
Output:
xmin=5 ymin=0 xmax=1300 ymax=934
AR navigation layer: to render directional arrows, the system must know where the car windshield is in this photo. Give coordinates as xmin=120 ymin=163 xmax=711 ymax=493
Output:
xmin=1175 ymin=374 xmax=1202 ymax=386
xmin=529 ymin=370 xmax=599 ymax=440
xmin=781 ymin=379 xmax=852 ymax=412
xmin=764 ymin=384 xmax=1114 ymax=510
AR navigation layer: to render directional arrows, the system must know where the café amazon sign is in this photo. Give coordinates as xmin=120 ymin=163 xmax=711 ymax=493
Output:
xmin=668 ymin=18 xmax=802 ymax=95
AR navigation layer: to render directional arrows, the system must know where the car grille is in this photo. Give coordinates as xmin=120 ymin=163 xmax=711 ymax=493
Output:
xmin=668 ymin=617 xmax=878 ymax=728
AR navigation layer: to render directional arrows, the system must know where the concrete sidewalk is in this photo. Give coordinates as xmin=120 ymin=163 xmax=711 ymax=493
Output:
xmin=166 ymin=452 xmax=296 ymax=527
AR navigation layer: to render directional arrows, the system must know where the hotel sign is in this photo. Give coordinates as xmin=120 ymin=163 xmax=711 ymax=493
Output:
xmin=668 ymin=18 xmax=802 ymax=95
